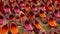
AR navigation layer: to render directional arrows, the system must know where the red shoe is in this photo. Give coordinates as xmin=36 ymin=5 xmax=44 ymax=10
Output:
xmin=27 ymin=11 xmax=35 ymax=20
xmin=8 ymin=14 xmax=16 ymax=21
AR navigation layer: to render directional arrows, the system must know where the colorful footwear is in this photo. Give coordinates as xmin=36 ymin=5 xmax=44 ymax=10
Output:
xmin=39 ymin=10 xmax=46 ymax=19
xmin=20 ymin=11 xmax=26 ymax=26
xmin=24 ymin=20 xmax=33 ymax=31
xmin=10 ymin=23 xmax=19 ymax=34
xmin=4 ymin=4 xmax=10 ymax=14
xmin=47 ymin=3 xmax=53 ymax=11
xmin=54 ymin=10 xmax=60 ymax=18
xmin=22 ymin=20 xmax=34 ymax=34
xmin=54 ymin=10 xmax=60 ymax=24
xmin=14 ymin=6 xmax=20 ymax=14
xmin=48 ymin=17 xmax=58 ymax=28
xmin=32 ymin=19 xmax=47 ymax=34
xmin=55 ymin=3 xmax=60 ymax=11
xmin=27 ymin=11 xmax=35 ymax=19
xmin=18 ymin=1 xmax=25 ymax=10
xmin=31 ymin=5 xmax=38 ymax=12
xmin=33 ymin=19 xmax=42 ymax=30
xmin=39 ymin=10 xmax=47 ymax=24
xmin=0 ymin=15 xmax=4 ymax=25
xmin=25 ymin=4 xmax=30 ymax=13
xmin=1 ymin=23 xmax=8 ymax=34
xmin=40 ymin=2 xmax=46 ymax=11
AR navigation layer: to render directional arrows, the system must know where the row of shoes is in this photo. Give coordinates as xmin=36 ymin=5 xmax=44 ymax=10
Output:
xmin=0 ymin=0 xmax=60 ymax=34
xmin=0 ymin=0 xmax=60 ymax=23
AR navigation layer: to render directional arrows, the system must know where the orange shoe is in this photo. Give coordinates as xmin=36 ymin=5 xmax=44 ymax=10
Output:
xmin=47 ymin=4 xmax=53 ymax=11
xmin=48 ymin=17 xmax=58 ymax=28
xmin=20 ymin=11 xmax=26 ymax=25
xmin=33 ymin=19 xmax=47 ymax=34
xmin=10 ymin=23 xmax=19 ymax=34
xmin=33 ymin=19 xmax=42 ymax=30
xmin=25 ymin=4 xmax=30 ymax=13
xmin=1 ymin=23 xmax=8 ymax=34
xmin=39 ymin=10 xmax=47 ymax=24
xmin=39 ymin=10 xmax=46 ymax=19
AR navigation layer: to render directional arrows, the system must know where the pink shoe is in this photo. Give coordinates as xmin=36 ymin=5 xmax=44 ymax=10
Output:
xmin=54 ymin=10 xmax=60 ymax=23
xmin=40 ymin=2 xmax=46 ymax=11
xmin=4 ymin=4 xmax=10 ymax=14
xmin=14 ymin=6 xmax=19 ymax=14
xmin=0 ymin=15 xmax=4 ymax=25
xmin=24 ymin=20 xmax=33 ymax=31
xmin=32 ymin=5 xmax=38 ymax=12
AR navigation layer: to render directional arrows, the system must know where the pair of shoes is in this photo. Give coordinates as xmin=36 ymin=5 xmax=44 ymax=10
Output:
xmin=0 ymin=23 xmax=19 ymax=34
